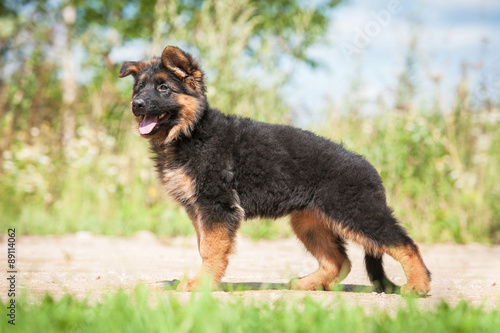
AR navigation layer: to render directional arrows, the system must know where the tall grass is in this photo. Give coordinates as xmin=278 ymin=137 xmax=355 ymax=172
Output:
xmin=315 ymin=108 xmax=500 ymax=243
xmin=2 ymin=104 xmax=499 ymax=242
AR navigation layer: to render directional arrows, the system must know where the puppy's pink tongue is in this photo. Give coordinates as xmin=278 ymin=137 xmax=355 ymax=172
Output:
xmin=139 ymin=115 xmax=158 ymax=134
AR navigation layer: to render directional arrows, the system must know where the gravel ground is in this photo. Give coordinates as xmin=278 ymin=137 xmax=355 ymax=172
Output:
xmin=1 ymin=232 xmax=499 ymax=311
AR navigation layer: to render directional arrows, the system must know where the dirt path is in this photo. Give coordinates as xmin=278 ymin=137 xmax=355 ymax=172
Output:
xmin=1 ymin=232 xmax=499 ymax=311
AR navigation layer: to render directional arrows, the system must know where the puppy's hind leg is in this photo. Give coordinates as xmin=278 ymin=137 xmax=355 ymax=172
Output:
xmin=289 ymin=210 xmax=351 ymax=291
xmin=365 ymin=212 xmax=431 ymax=295
xmin=341 ymin=211 xmax=431 ymax=296
xmin=364 ymin=253 xmax=398 ymax=293
xmin=384 ymin=232 xmax=431 ymax=295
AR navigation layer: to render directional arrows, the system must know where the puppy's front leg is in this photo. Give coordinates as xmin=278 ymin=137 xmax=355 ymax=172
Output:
xmin=177 ymin=222 xmax=236 ymax=291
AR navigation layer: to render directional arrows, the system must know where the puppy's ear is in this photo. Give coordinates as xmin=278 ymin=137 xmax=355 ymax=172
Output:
xmin=161 ymin=46 xmax=205 ymax=93
xmin=118 ymin=61 xmax=141 ymax=78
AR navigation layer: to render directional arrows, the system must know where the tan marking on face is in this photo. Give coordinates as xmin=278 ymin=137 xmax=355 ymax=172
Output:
xmin=133 ymin=114 xmax=142 ymax=124
xmin=165 ymin=94 xmax=201 ymax=143
xmin=153 ymin=72 xmax=168 ymax=82
xmin=121 ymin=58 xmax=161 ymax=78
xmin=143 ymin=58 xmax=161 ymax=68
xmin=133 ymin=58 xmax=161 ymax=76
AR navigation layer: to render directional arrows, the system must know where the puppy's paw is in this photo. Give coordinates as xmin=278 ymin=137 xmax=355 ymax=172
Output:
xmin=176 ymin=278 xmax=199 ymax=292
xmin=288 ymin=276 xmax=324 ymax=291
xmin=401 ymin=282 xmax=430 ymax=296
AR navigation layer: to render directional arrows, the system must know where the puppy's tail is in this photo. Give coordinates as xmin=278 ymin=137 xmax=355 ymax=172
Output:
xmin=364 ymin=253 xmax=398 ymax=293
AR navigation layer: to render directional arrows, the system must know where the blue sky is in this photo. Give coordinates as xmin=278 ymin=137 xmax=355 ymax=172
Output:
xmin=109 ymin=0 xmax=500 ymax=124
xmin=284 ymin=0 xmax=500 ymax=122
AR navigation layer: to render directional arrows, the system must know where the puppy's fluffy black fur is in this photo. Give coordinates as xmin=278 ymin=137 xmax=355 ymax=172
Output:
xmin=119 ymin=46 xmax=431 ymax=294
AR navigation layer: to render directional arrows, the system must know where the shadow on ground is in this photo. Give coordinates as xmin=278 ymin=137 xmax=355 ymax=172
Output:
xmin=159 ymin=280 xmax=379 ymax=293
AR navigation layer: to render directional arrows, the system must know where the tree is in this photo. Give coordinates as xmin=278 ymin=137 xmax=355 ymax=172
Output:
xmin=0 ymin=0 xmax=342 ymax=159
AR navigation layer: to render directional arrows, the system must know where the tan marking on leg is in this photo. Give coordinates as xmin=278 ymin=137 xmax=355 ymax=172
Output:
xmin=330 ymin=222 xmax=386 ymax=257
xmin=289 ymin=210 xmax=351 ymax=291
xmin=165 ymin=95 xmax=201 ymax=142
xmin=387 ymin=243 xmax=431 ymax=295
xmin=177 ymin=223 xmax=235 ymax=291
xmin=311 ymin=210 xmax=386 ymax=256
xmin=185 ymin=208 xmax=201 ymax=251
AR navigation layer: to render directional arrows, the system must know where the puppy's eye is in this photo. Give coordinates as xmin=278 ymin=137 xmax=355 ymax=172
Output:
xmin=158 ymin=84 xmax=170 ymax=92
xmin=137 ymin=83 xmax=144 ymax=90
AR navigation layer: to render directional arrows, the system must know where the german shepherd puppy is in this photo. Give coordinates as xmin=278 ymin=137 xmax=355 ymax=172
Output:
xmin=119 ymin=46 xmax=431 ymax=295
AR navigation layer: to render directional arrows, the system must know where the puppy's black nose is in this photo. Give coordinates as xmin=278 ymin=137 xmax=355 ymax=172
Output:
xmin=132 ymin=98 xmax=146 ymax=115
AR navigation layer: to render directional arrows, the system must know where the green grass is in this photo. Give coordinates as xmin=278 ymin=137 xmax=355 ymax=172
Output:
xmin=3 ymin=286 xmax=499 ymax=333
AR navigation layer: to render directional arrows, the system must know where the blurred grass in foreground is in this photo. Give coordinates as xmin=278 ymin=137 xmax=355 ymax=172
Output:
xmin=3 ymin=286 xmax=499 ymax=333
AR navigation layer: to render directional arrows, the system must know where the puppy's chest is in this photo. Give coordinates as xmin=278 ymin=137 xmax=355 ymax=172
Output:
xmin=155 ymin=148 xmax=197 ymax=206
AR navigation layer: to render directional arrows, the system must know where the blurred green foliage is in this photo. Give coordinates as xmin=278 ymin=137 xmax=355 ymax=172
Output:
xmin=315 ymin=109 xmax=500 ymax=243
xmin=0 ymin=0 xmax=499 ymax=243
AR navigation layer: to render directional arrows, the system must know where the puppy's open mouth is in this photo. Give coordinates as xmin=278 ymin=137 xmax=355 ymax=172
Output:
xmin=139 ymin=113 xmax=168 ymax=135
